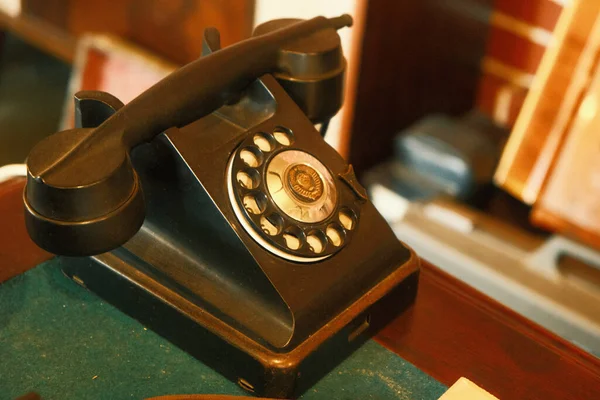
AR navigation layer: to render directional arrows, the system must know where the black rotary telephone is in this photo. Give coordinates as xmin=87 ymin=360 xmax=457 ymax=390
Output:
xmin=22 ymin=15 xmax=419 ymax=399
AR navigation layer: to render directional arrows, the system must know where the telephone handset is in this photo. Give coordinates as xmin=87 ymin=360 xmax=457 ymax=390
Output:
xmin=23 ymin=15 xmax=420 ymax=399
xmin=24 ymin=15 xmax=351 ymax=256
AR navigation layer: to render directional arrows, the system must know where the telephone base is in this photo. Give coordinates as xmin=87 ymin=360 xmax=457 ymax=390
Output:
xmin=59 ymin=249 xmax=419 ymax=399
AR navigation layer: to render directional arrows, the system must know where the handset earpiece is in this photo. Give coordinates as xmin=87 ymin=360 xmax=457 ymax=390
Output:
xmin=24 ymin=15 xmax=353 ymax=256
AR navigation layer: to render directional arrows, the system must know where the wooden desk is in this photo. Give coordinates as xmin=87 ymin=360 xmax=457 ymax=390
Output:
xmin=377 ymin=262 xmax=600 ymax=399
xmin=1 ymin=178 xmax=599 ymax=399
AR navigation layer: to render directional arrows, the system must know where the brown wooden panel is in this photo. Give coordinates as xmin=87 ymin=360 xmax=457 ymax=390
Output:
xmin=348 ymin=0 xmax=492 ymax=175
xmin=0 ymin=178 xmax=51 ymax=283
xmin=22 ymin=0 xmax=255 ymax=64
xmin=22 ymin=0 xmax=70 ymax=28
xmin=375 ymin=261 xmax=600 ymax=400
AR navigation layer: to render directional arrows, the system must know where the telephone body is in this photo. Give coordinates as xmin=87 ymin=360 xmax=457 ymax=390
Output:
xmin=23 ymin=16 xmax=419 ymax=398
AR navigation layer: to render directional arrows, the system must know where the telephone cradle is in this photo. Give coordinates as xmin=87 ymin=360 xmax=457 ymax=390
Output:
xmin=21 ymin=15 xmax=420 ymax=398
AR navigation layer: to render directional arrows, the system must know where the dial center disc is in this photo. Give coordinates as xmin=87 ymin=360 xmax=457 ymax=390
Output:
xmin=266 ymin=150 xmax=337 ymax=223
xmin=285 ymin=164 xmax=324 ymax=203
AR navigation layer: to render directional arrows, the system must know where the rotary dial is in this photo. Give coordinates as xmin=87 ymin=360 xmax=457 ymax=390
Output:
xmin=226 ymin=126 xmax=359 ymax=263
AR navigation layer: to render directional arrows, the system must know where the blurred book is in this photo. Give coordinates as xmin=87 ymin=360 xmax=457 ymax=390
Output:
xmin=492 ymin=0 xmax=600 ymax=250
xmin=363 ymin=111 xmax=506 ymax=205
xmin=494 ymin=0 xmax=598 ymax=204
xmin=531 ymin=56 xmax=600 ymax=250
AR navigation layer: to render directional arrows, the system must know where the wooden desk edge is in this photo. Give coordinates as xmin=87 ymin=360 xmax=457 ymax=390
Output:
xmin=417 ymin=262 xmax=600 ymax=373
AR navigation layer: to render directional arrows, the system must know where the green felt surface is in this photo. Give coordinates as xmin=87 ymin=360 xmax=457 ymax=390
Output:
xmin=0 ymin=260 xmax=446 ymax=400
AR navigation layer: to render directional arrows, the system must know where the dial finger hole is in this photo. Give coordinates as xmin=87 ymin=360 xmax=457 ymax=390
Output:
xmin=260 ymin=213 xmax=283 ymax=236
xmin=243 ymin=192 xmax=267 ymax=215
xmin=326 ymin=223 xmax=345 ymax=247
xmin=282 ymin=226 xmax=304 ymax=250
xmin=306 ymin=230 xmax=326 ymax=254
xmin=338 ymin=208 xmax=357 ymax=231
xmin=237 ymin=169 xmax=260 ymax=189
xmin=253 ymin=132 xmax=276 ymax=152
xmin=283 ymin=233 xmax=301 ymax=250
xmin=240 ymin=146 xmax=263 ymax=168
xmin=273 ymin=126 xmax=294 ymax=146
